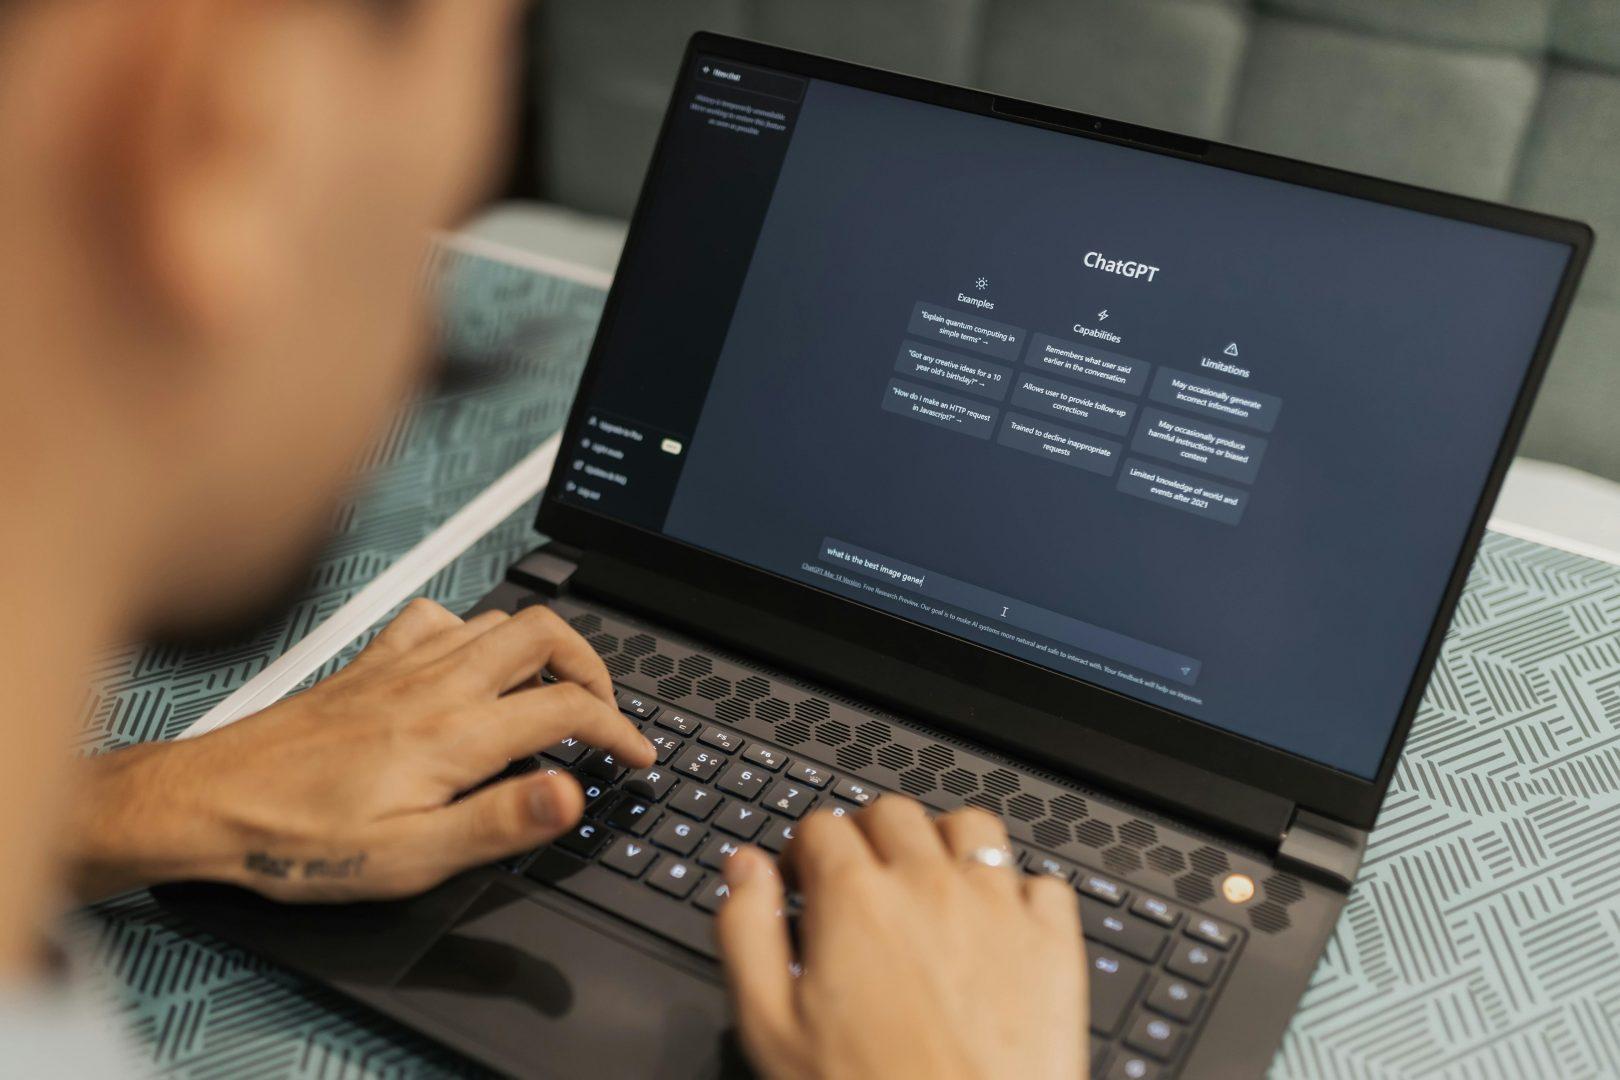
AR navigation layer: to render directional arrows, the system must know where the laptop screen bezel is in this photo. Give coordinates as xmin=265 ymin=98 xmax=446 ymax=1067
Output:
xmin=534 ymin=32 xmax=1592 ymax=831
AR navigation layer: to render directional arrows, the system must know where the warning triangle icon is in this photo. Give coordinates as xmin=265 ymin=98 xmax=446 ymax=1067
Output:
xmin=1224 ymin=343 xmax=1240 ymax=357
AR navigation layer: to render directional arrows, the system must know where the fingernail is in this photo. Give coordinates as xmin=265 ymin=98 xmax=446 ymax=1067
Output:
xmin=528 ymin=779 xmax=565 ymax=827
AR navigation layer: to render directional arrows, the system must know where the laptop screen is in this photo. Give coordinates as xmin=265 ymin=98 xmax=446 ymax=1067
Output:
xmin=554 ymin=55 xmax=1574 ymax=780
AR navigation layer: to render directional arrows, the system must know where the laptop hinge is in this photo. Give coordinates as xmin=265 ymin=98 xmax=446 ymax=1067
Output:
xmin=1276 ymin=808 xmax=1367 ymax=891
xmin=508 ymin=542 xmax=582 ymax=597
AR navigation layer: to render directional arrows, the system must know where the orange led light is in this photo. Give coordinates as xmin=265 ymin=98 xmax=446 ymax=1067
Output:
xmin=1222 ymin=873 xmax=1256 ymax=905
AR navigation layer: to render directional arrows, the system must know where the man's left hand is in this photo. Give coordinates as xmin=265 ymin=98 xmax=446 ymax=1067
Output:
xmin=66 ymin=598 xmax=653 ymax=902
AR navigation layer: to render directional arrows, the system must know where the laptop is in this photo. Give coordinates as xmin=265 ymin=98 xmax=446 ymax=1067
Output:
xmin=158 ymin=33 xmax=1592 ymax=1080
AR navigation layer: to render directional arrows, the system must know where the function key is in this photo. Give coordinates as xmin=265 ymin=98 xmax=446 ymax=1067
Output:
xmin=1165 ymin=939 xmax=1224 ymax=986
xmin=700 ymin=728 xmax=745 ymax=753
xmin=646 ymin=857 xmax=700 ymax=899
xmin=1186 ymin=914 xmax=1238 ymax=951
xmin=600 ymin=836 xmax=658 ymax=878
xmin=786 ymin=761 xmax=832 ymax=788
xmin=833 ymin=778 xmax=878 ymax=806
xmin=541 ymin=737 xmax=586 ymax=765
xmin=673 ymin=746 xmax=725 ymax=782
xmin=742 ymin=744 xmax=787 ymax=771
xmin=668 ymin=784 xmax=719 ymax=821
xmin=1145 ymin=977 xmax=1203 ymax=1023
xmin=1026 ymin=852 xmax=1077 ymax=881
xmin=656 ymin=712 xmax=703 ymax=736
xmin=761 ymin=779 xmax=816 ymax=818
xmin=1079 ymin=873 xmax=1127 ymax=906
xmin=1124 ymin=1012 xmax=1184 ymax=1062
xmin=619 ymin=693 xmax=659 ymax=720
xmin=693 ymin=878 xmax=732 ymax=914
xmin=717 ymin=763 xmax=769 ymax=800
xmin=1130 ymin=894 xmax=1181 ymax=928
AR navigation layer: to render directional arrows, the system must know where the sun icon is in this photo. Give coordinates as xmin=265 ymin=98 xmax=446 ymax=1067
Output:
xmin=975 ymin=277 xmax=990 ymax=290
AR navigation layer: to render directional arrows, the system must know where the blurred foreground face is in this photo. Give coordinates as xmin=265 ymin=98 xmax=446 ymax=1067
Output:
xmin=166 ymin=1 xmax=523 ymax=629
xmin=0 ymin=1 xmax=522 ymax=633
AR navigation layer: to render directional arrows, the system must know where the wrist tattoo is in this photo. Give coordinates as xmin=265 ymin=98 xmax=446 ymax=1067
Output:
xmin=244 ymin=851 xmax=368 ymax=880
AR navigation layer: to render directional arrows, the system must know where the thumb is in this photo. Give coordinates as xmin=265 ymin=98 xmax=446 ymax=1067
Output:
xmin=409 ymin=769 xmax=586 ymax=874
xmin=714 ymin=848 xmax=799 ymax=1065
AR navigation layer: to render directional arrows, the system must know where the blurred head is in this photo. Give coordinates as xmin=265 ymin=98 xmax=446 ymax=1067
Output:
xmin=0 ymin=0 xmax=523 ymax=634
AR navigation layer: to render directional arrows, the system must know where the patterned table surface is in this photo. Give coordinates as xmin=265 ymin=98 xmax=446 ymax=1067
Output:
xmin=76 ymin=249 xmax=1620 ymax=1079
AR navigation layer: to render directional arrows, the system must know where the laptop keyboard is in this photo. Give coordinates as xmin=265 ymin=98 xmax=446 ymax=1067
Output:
xmin=501 ymin=683 xmax=1242 ymax=1080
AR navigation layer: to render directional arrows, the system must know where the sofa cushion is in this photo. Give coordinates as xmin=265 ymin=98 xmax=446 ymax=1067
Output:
xmin=1265 ymin=0 xmax=1556 ymax=53
xmin=1551 ymin=0 xmax=1620 ymax=69
xmin=1517 ymin=67 xmax=1620 ymax=299
xmin=1231 ymin=17 xmax=1541 ymax=200
xmin=979 ymin=0 xmax=1251 ymax=138
xmin=752 ymin=0 xmax=985 ymax=84
xmin=539 ymin=0 xmax=747 ymax=216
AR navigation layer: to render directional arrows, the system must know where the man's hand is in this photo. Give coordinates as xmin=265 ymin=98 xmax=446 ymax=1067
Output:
xmin=68 ymin=599 xmax=653 ymax=902
xmin=716 ymin=797 xmax=1087 ymax=1080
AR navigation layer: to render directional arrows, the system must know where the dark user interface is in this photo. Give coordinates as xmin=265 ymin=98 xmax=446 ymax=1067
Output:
xmin=558 ymin=55 xmax=1572 ymax=779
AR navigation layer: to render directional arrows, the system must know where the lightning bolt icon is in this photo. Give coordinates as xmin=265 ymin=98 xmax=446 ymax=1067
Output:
xmin=1097 ymin=310 xmax=1109 ymax=321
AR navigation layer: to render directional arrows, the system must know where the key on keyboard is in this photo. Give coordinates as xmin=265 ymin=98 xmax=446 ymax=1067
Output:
xmin=508 ymin=679 xmax=1243 ymax=1080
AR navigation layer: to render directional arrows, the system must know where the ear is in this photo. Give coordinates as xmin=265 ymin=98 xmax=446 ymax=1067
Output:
xmin=89 ymin=0 xmax=344 ymax=347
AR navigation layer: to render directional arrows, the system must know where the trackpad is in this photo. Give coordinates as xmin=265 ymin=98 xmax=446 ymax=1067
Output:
xmin=393 ymin=885 xmax=740 ymax=1079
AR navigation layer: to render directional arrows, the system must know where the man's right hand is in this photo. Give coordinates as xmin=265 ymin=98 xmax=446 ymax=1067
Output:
xmin=716 ymin=797 xmax=1088 ymax=1080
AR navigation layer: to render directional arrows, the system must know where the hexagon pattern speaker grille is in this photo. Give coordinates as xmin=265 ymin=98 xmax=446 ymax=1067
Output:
xmin=556 ymin=598 xmax=1309 ymax=935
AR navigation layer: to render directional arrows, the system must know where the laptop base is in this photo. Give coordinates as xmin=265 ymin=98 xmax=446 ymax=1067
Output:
xmin=160 ymin=581 xmax=1346 ymax=1079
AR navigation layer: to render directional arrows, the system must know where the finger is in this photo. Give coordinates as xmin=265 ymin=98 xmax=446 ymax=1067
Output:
xmin=715 ymin=848 xmax=799 ymax=1063
xmin=852 ymin=795 xmax=947 ymax=866
xmin=400 ymin=609 xmax=510 ymax=668
xmin=391 ymin=769 xmax=587 ymax=883
xmin=780 ymin=807 xmax=875 ymax=894
xmin=463 ymin=681 xmax=654 ymax=772
xmin=935 ymin=807 xmax=1018 ymax=891
xmin=1024 ymin=872 xmax=1084 ymax=939
xmin=344 ymin=598 xmax=463 ymax=673
xmin=433 ymin=604 xmax=614 ymax=703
